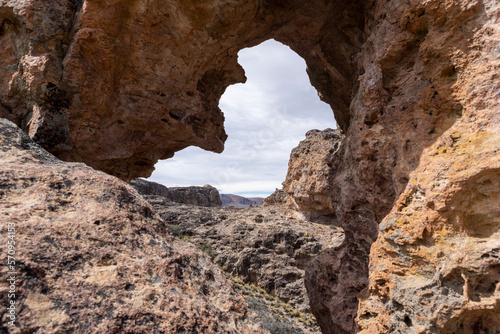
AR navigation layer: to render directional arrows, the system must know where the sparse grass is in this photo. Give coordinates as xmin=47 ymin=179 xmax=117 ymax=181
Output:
xmin=197 ymin=243 xmax=214 ymax=259
xmin=174 ymin=232 xmax=321 ymax=333
xmin=178 ymin=236 xmax=190 ymax=242
xmin=222 ymin=270 xmax=321 ymax=333
xmin=166 ymin=224 xmax=182 ymax=237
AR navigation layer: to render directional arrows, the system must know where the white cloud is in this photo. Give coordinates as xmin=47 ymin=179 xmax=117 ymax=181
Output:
xmin=148 ymin=39 xmax=336 ymax=197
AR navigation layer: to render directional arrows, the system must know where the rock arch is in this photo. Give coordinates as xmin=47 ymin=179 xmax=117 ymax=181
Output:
xmin=0 ymin=0 xmax=499 ymax=333
xmin=0 ymin=0 xmax=364 ymax=180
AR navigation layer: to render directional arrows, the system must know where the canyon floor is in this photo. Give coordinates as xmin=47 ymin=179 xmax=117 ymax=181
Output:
xmin=143 ymin=194 xmax=346 ymax=334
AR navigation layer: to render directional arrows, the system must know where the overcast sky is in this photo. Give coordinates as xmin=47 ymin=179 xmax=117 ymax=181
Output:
xmin=148 ymin=39 xmax=336 ymax=197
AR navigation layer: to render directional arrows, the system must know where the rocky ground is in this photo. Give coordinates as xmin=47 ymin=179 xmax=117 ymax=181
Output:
xmin=143 ymin=194 xmax=345 ymax=333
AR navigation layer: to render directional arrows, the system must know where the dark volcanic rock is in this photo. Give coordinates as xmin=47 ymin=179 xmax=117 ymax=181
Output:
xmin=0 ymin=118 xmax=267 ymax=334
xmin=143 ymin=197 xmax=344 ymax=314
xmin=131 ymin=178 xmax=222 ymax=207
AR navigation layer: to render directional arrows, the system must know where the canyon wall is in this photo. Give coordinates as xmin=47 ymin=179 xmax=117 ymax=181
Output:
xmin=354 ymin=0 xmax=500 ymax=331
xmin=0 ymin=0 xmax=499 ymax=333
xmin=131 ymin=178 xmax=222 ymax=207
xmin=282 ymin=0 xmax=499 ymax=332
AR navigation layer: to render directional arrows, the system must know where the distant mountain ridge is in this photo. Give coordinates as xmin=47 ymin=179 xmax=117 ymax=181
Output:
xmin=220 ymin=194 xmax=264 ymax=208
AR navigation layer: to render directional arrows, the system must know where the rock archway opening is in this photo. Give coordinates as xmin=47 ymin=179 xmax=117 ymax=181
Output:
xmin=148 ymin=39 xmax=337 ymax=198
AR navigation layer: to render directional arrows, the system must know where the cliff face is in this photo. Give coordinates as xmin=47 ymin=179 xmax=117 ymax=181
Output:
xmin=0 ymin=119 xmax=267 ymax=333
xmin=131 ymin=178 xmax=222 ymax=207
xmin=283 ymin=0 xmax=499 ymax=332
xmin=351 ymin=0 xmax=500 ymax=332
xmin=0 ymin=0 xmax=499 ymax=333
xmin=220 ymin=194 xmax=264 ymax=208
xmin=264 ymin=188 xmax=288 ymax=207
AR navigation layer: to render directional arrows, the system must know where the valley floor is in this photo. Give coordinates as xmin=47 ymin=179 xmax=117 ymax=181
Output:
xmin=143 ymin=195 xmax=345 ymax=334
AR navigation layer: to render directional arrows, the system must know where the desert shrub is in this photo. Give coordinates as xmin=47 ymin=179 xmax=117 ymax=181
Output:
xmin=245 ymin=296 xmax=303 ymax=334
xmin=166 ymin=224 xmax=182 ymax=237
xmin=197 ymin=243 xmax=214 ymax=259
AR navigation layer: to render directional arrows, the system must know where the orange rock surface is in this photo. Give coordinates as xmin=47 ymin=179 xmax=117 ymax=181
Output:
xmin=0 ymin=0 xmax=499 ymax=332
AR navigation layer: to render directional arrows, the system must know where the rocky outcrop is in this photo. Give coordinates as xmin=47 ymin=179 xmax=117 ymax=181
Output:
xmin=129 ymin=178 xmax=173 ymax=199
xmin=0 ymin=0 xmax=363 ymax=181
xmin=303 ymin=0 xmax=500 ymax=332
xmin=264 ymin=188 xmax=289 ymax=206
xmin=1 ymin=0 xmax=499 ymax=332
xmin=350 ymin=0 xmax=500 ymax=332
xmin=131 ymin=178 xmax=222 ymax=207
xmin=357 ymin=144 xmax=500 ymax=333
xmin=282 ymin=128 xmax=344 ymax=221
xmin=143 ymin=198 xmax=344 ymax=314
xmin=0 ymin=119 xmax=267 ymax=333
xmin=220 ymin=194 xmax=264 ymax=208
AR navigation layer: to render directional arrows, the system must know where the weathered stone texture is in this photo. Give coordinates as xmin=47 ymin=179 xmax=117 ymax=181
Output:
xmin=0 ymin=0 xmax=499 ymax=332
xmin=283 ymin=128 xmax=344 ymax=221
xmin=131 ymin=178 xmax=222 ymax=207
xmin=0 ymin=119 xmax=267 ymax=333
xmin=277 ymin=0 xmax=500 ymax=333
xmin=0 ymin=0 xmax=363 ymax=181
xmin=353 ymin=0 xmax=500 ymax=332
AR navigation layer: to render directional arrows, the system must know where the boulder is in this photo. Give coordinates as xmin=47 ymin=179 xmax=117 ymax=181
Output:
xmin=0 ymin=118 xmax=267 ymax=333
xmin=282 ymin=128 xmax=344 ymax=221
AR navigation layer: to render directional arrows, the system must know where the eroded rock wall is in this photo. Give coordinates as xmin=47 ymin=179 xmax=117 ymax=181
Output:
xmin=280 ymin=0 xmax=499 ymax=333
xmin=0 ymin=0 xmax=364 ymax=181
xmin=354 ymin=0 xmax=500 ymax=331
xmin=326 ymin=0 xmax=500 ymax=333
